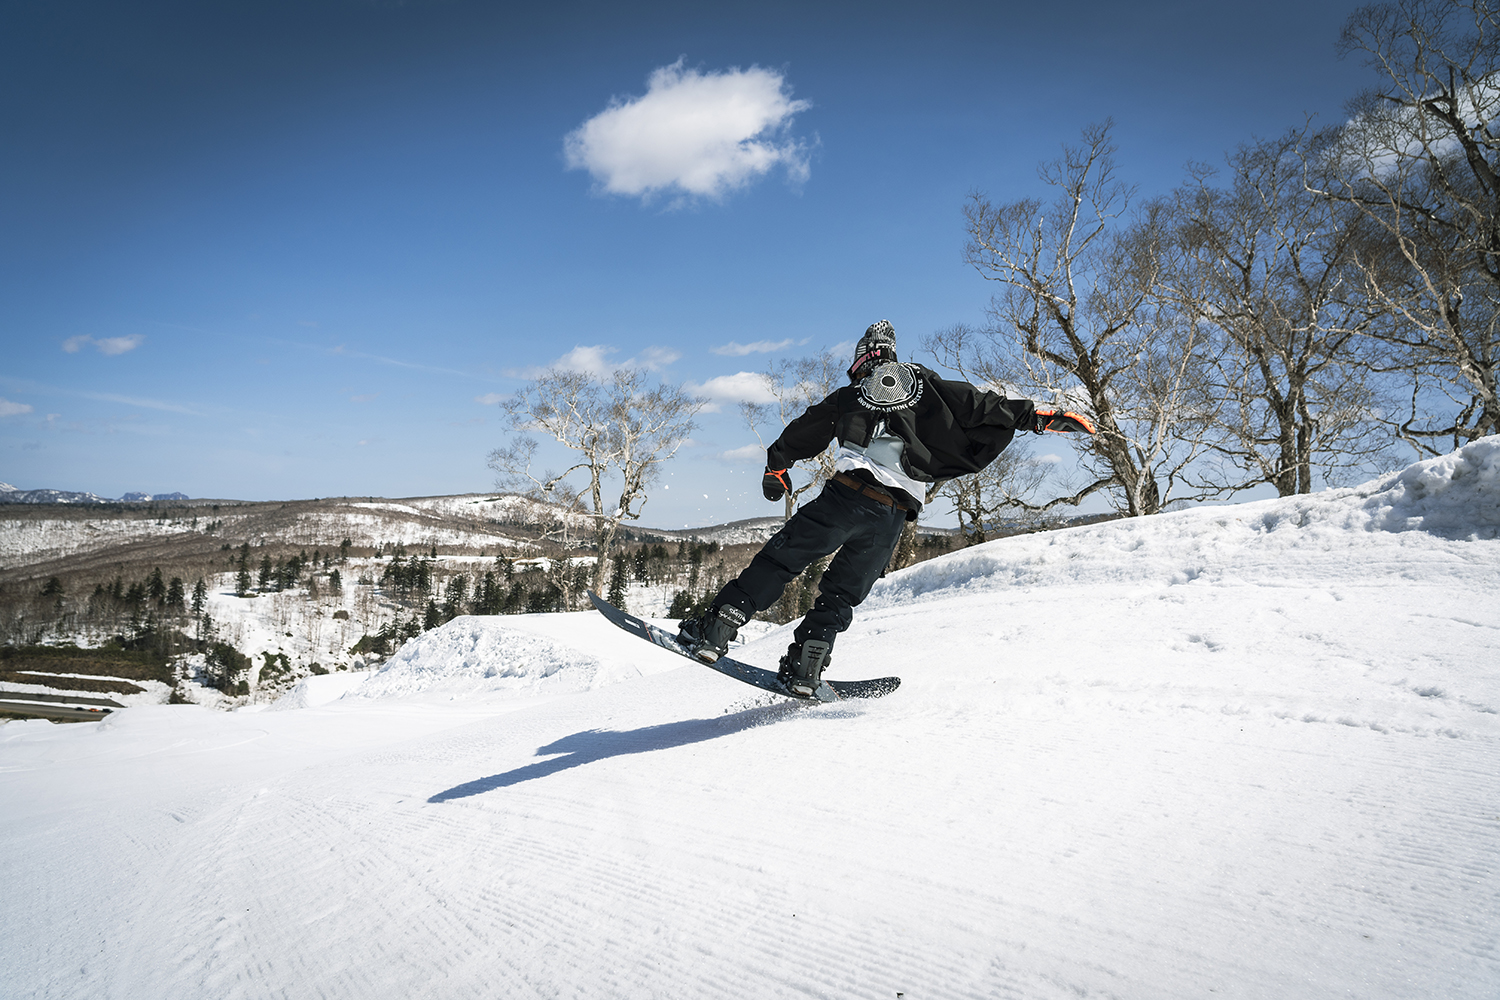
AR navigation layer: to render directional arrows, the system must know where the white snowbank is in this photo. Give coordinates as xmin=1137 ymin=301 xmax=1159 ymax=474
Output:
xmin=268 ymin=669 xmax=377 ymax=710
xmin=339 ymin=612 xmax=685 ymax=706
xmin=350 ymin=618 xmax=601 ymax=703
xmin=1356 ymin=433 xmax=1499 ymax=536
xmin=871 ymin=435 xmax=1500 ymax=606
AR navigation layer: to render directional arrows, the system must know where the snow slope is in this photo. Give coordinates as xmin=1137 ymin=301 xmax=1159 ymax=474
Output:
xmin=3 ymin=441 xmax=1498 ymax=999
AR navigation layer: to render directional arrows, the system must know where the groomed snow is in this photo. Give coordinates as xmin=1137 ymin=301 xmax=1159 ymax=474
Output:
xmin=3 ymin=441 xmax=1498 ymax=999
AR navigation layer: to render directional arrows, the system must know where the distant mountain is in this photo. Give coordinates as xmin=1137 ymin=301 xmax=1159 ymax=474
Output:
xmin=0 ymin=487 xmax=113 ymax=505
xmin=0 ymin=486 xmax=188 ymax=504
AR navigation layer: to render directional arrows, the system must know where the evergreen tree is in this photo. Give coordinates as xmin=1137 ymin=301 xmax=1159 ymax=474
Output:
xmin=258 ymin=554 xmax=273 ymax=591
xmin=442 ymin=575 xmax=468 ymax=622
xmin=667 ymin=590 xmax=694 ymax=619
xmin=503 ymin=580 xmax=526 ymax=614
xmin=191 ymin=578 xmax=208 ymax=617
xmin=474 ymin=571 xmax=499 ymax=614
xmin=147 ymin=567 xmax=166 ymax=607
xmin=166 ymin=576 xmax=185 ymax=613
xmin=607 ymin=555 xmax=628 ymax=610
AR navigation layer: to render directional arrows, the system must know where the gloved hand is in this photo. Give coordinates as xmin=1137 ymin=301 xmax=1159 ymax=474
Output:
xmin=1031 ymin=409 xmax=1096 ymax=434
xmin=762 ymin=467 xmax=792 ymax=502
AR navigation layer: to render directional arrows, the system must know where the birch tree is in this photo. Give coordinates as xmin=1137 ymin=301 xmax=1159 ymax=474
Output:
xmin=946 ymin=121 xmax=1220 ymax=517
xmin=489 ymin=367 xmax=702 ymax=596
xmin=1312 ymin=0 xmax=1500 ymax=452
xmin=1173 ymin=132 xmax=1396 ymax=494
xmin=937 ymin=439 xmax=1053 ymax=545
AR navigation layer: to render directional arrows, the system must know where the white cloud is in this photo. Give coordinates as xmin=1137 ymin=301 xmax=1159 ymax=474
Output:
xmin=0 ymin=397 xmax=34 ymax=417
xmin=96 ymin=335 xmax=144 ymax=355
xmin=684 ymin=371 xmax=776 ymax=412
xmin=632 ymin=346 xmax=682 ymax=371
xmin=712 ymin=338 xmax=796 ymax=356
xmin=506 ymin=344 xmax=682 ymax=380
xmin=61 ymin=334 xmax=144 ymax=356
xmin=719 ymin=443 xmax=766 ymax=463
xmin=552 ymin=345 xmax=617 ymax=376
xmin=475 ymin=393 xmax=507 ymax=406
xmin=564 ymin=58 xmax=812 ymax=203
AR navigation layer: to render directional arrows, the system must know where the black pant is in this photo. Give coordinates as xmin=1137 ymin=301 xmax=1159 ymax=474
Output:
xmin=713 ymin=478 xmax=908 ymax=649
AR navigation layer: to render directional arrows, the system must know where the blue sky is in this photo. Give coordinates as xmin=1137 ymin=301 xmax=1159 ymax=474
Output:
xmin=1 ymin=0 xmax=1371 ymax=527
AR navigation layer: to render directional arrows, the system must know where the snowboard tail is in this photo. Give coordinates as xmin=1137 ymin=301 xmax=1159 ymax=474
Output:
xmin=587 ymin=592 xmax=899 ymax=701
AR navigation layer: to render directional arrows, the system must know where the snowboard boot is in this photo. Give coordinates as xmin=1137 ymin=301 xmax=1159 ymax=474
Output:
xmin=676 ymin=604 xmax=748 ymax=663
xmin=777 ymin=640 xmax=832 ymax=699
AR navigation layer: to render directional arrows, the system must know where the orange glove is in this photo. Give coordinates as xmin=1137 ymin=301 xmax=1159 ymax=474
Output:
xmin=1031 ymin=409 xmax=1096 ymax=434
xmin=762 ymin=468 xmax=792 ymax=501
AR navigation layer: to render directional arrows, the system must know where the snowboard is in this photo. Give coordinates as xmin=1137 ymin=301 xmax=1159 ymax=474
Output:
xmin=587 ymin=592 xmax=900 ymax=702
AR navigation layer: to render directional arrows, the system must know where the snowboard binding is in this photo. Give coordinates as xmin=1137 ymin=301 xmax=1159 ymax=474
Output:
xmin=676 ymin=604 xmax=746 ymax=663
xmin=778 ymin=640 xmax=832 ymax=700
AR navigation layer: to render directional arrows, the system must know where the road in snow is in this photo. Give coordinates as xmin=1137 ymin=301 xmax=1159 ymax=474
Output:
xmin=3 ymin=441 xmax=1498 ymax=999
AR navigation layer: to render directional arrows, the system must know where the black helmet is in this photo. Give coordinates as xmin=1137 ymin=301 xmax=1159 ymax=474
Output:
xmin=849 ymin=320 xmax=897 ymax=381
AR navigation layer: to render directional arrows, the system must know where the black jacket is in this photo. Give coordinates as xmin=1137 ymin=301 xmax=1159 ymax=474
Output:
xmin=765 ymin=363 xmax=1036 ymax=489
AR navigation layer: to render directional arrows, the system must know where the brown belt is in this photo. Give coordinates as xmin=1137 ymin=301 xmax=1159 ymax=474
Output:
xmin=832 ymin=472 xmax=915 ymax=511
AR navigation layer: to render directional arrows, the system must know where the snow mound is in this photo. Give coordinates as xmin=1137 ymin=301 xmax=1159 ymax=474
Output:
xmin=269 ymin=669 xmax=378 ymax=710
xmin=1354 ymin=434 xmax=1499 ymax=536
xmin=871 ymin=436 xmax=1500 ymax=606
xmin=349 ymin=616 xmax=611 ymax=704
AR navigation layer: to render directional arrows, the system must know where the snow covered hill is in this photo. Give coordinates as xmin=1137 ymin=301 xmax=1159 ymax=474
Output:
xmin=3 ymin=441 xmax=1498 ymax=999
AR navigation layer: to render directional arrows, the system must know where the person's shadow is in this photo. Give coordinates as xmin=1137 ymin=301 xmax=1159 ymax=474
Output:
xmin=428 ymin=702 xmax=816 ymax=802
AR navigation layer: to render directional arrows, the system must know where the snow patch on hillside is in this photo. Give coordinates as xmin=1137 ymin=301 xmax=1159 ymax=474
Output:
xmin=0 ymin=516 xmax=199 ymax=562
xmin=287 ymin=510 xmax=524 ymax=550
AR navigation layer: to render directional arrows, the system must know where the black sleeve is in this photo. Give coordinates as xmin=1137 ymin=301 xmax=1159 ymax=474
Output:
xmin=924 ymin=368 xmax=1035 ymax=431
xmin=765 ymin=389 xmax=841 ymax=469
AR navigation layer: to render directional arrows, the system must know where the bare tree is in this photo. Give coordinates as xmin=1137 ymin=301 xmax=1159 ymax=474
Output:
xmin=1173 ymin=131 xmax=1397 ymax=495
xmin=1311 ymin=0 xmax=1500 ymax=453
xmin=935 ymin=438 xmax=1054 ymax=545
xmin=489 ymin=367 xmax=702 ymax=596
xmin=944 ymin=121 xmax=1220 ymax=517
xmin=739 ymin=352 xmax=844 ymax=518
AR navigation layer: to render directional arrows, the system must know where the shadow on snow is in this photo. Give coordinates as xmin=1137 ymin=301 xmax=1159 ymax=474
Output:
xmin=427 ymin=701 xmax=824 ymax=801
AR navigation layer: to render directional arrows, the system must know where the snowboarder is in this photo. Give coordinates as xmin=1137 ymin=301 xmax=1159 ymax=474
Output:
xmin=677 ymin=319 xmax=1095 ymax=698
